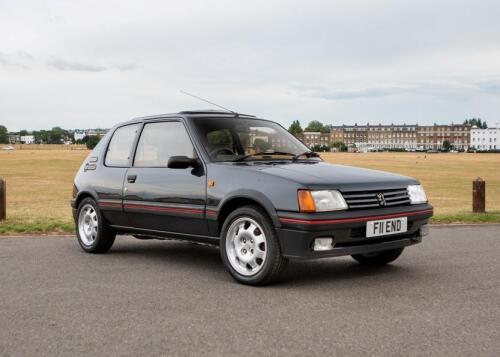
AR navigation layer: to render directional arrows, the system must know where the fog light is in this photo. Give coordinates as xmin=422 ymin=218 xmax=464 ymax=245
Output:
xmin=420 ymin=224 xmax=430 ymax=237
xmin=313 ymin=237 xmax=334 ymax=251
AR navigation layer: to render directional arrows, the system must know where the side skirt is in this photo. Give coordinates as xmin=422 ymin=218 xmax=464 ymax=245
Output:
xmin=109 ymin=225 xmax=220 ymax=246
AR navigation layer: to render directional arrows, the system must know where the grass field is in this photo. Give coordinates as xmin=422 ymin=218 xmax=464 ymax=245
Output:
xmin=0 ymin=150 xmax=88 ymax=234
xmin=0 ymin=150 xmax=499 ymax=234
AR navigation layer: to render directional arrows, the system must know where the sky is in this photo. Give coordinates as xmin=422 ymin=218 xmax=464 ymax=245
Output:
xmin=1 ymin=0 xmax=500 ymax=131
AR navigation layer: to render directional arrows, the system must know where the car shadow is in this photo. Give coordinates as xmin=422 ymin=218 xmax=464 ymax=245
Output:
xmin=278 ymin=259 xmax=408 ymax=287
xmin=109 ymin=238 xmax=223 ymax=267
xmin=106 ymin=238 xmax=414 ymax=287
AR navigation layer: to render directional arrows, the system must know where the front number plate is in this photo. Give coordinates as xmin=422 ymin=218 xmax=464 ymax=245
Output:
xmin=366 ymin=217 xmax=407 ymax=238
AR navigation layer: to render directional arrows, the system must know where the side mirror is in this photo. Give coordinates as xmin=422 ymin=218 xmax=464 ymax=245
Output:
xmin=167 ymin=156 xmax=199 ymax=169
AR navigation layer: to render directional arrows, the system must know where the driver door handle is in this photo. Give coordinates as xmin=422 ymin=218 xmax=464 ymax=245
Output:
xmin=127 ymin=175 xmax=137 ymax=183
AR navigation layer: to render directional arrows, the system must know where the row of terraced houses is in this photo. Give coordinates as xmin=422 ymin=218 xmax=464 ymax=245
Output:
xmin=296 ymin=123 xmax=500 ymax=151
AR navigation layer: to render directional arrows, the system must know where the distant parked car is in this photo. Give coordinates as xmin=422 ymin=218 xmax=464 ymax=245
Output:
xmin=72 ymin=110 xmax=433 ymax=285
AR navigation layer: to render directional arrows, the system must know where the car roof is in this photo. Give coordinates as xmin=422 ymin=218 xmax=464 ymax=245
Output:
xmin=118 ymin=110 xmax=260 ymax=126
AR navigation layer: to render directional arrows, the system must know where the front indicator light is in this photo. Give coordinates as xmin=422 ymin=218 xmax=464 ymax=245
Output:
xmin=298 ymin=190 xmax=316 ymax=212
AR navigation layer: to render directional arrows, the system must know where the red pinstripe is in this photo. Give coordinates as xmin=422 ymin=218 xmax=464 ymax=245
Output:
xmin=123 ymin=203 xmax=204 ymax=215
xmin=279 ymin=208 xmax=433 ymax=225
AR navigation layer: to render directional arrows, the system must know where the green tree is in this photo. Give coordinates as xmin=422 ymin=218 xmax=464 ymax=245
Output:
xmin=49 ymin=127 xmax=65 ymax=144
xmin=311 ymin=144 xmax=330 ymax=152
xmin=464 ymin=118 xmax=487 ymax=129
xmin=19 ymin=129 xmax=29 ymax=136
xmin=331 ymin=141 xmax=347 ymax=152
xmin=33 ymin=130 xmax=49 ymax=144
xmin=305 ymin=120 xmax=330 ymax=133
xmin=305 ymin=120 xmax=324 ymax=132
xmin=0 ymin=125 xmax=8 ymax=144
xmin=320 ymin=126 xmax=330 ymax=134
xmin=288 ymin=120 xmax=303 ymax=135
xmin=86 ymin=135 xmax=102 ymax=150
xmin=442 ymin=140 xmax=451 ymax=151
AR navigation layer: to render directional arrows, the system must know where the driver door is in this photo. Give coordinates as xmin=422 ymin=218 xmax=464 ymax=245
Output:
xmin=123 ymin=120 xmax=208 ymax=235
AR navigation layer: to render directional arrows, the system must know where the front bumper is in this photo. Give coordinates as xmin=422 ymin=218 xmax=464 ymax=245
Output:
xmin=276 ymin=204 xmax=432 ymax=259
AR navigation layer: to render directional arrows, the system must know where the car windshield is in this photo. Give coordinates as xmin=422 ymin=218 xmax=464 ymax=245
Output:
xmin=192 ymin=117 xmax=317 ymax=162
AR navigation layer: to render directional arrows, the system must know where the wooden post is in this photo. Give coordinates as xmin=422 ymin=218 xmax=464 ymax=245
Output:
xmin=0 ymin=178 xmax=5 ymax=221
xmin=472 ymin=177 xmax=485 ymax=213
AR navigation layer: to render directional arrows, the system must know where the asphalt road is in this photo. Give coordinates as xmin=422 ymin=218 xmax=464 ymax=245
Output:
xmin=1 ymin=226 xmax=499 ymax=356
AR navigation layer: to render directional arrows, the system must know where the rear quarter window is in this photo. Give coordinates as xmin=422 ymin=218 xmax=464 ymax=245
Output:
xmin=105 ymin=124 xmax=140 ymax=167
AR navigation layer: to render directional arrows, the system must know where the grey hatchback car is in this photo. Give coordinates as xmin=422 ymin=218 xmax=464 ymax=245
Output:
xmin=72 ymin=110 xmax=433 ymax=285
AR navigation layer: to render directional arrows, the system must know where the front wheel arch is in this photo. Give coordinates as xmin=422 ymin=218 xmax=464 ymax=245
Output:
xmin=216 ymin=192 xmax=281 ymax=234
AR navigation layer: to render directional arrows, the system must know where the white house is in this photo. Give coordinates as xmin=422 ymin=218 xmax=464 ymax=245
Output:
xmin=74 ymin=129 xmax=108 ymax=141
xmin=74 ymin=130 xmax=86 ymax=141
xmin=20 ymin=135 xmax=35 ymax=144
xmin=470 ymin=124 xmax=500 ymax=151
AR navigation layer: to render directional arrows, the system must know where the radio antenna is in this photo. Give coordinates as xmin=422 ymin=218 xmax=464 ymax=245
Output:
xmin=180 ymin=90 xmax=238 ymax=115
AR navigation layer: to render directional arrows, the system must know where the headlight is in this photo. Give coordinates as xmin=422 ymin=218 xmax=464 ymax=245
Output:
xmin=407 ymin=185 xmax=428 ymax=204
xmin=298 ymin=190 xmax=348 ymax=212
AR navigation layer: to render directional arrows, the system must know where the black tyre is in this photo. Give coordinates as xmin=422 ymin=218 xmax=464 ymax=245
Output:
xmin=220 ymin=205 xmax=287 ymax=285
xmin=351 ymin=247 xmax=404 ymax=266
xmin=76 ymin=197 xmax=116 ymax=253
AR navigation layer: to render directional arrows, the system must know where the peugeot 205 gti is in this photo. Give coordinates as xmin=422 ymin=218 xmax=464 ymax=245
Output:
xmin=72 ymin=110 xmax=433 ymax=285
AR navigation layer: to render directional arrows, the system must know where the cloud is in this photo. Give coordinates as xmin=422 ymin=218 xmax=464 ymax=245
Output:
xmin=476 ymin=79 xmax=500 ymax=95
xmin=1 ymin=0 xmax=500 ymax=130
xmin=0 ymin=51 xmax=34 ymax=69
xmin=115 ymin=63 xmax=139 ymax=71
xmin=48 ymin=56 xmax=108 ymax=72
xmin=302 ymin=77 xmax=500 ymax=101
xmin=308 ymin=84 xmax=416 ymax=100
xmin=46 ymin=57 xmax=140 ymax=72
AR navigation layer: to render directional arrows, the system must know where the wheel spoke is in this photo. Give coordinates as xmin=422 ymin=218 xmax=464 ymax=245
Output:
xmin=254 ymin=249 xmax=265 ymax=260
xmin=253 ymin=233 xmax=265 ymax=245
xmin=247 ymin=259 xmax=258 ymax=269
xmin=246 ymin=223 xmax=257 ymax=234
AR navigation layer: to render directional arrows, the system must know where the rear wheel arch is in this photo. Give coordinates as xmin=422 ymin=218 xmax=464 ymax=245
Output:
xmin=75 ymin=197 xmax=116 ymax=253
xmin=75 ymin=191 xmax=98 ymax=209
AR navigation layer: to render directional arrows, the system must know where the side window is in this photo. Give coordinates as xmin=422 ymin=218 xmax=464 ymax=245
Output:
xmin=105 ymin=124 xmax=140 ymax=167
xmin=134 ymin=121 xmax=195 ymax=167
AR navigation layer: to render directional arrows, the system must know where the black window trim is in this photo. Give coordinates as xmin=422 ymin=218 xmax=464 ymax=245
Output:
xmin=104 ymin=122 xmax=143 ymax=168
xmin=131 ymin=118 xmax=202 ymax=169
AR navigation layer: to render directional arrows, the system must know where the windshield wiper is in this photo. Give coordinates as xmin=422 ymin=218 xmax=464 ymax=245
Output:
xmin=292 ymin=151 xmax=320 ymax=162
xmin=232 ymin=151 xmax=296 ymax=162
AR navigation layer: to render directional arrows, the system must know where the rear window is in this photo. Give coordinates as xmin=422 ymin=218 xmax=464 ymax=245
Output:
xmin=105 ymin=124 xmax=140 ymax=167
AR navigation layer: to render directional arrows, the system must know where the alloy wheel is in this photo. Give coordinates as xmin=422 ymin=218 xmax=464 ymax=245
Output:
xmin=78 ymin=203 xmax=99 ymax=246
xmin=225 ymin=217 xmax=267 ymax=276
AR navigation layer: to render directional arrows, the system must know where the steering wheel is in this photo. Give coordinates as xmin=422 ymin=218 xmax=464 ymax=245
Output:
xmin=210 ymin=147 xmax=235 ymax=157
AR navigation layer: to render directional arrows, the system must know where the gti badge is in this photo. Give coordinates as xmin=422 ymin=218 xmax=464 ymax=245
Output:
xmin=376 ymin=193 xmax=386 ymax=206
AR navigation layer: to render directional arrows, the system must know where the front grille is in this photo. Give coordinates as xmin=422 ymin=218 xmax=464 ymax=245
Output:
xmin=342 ymin=188 xmax=410 ymax=210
